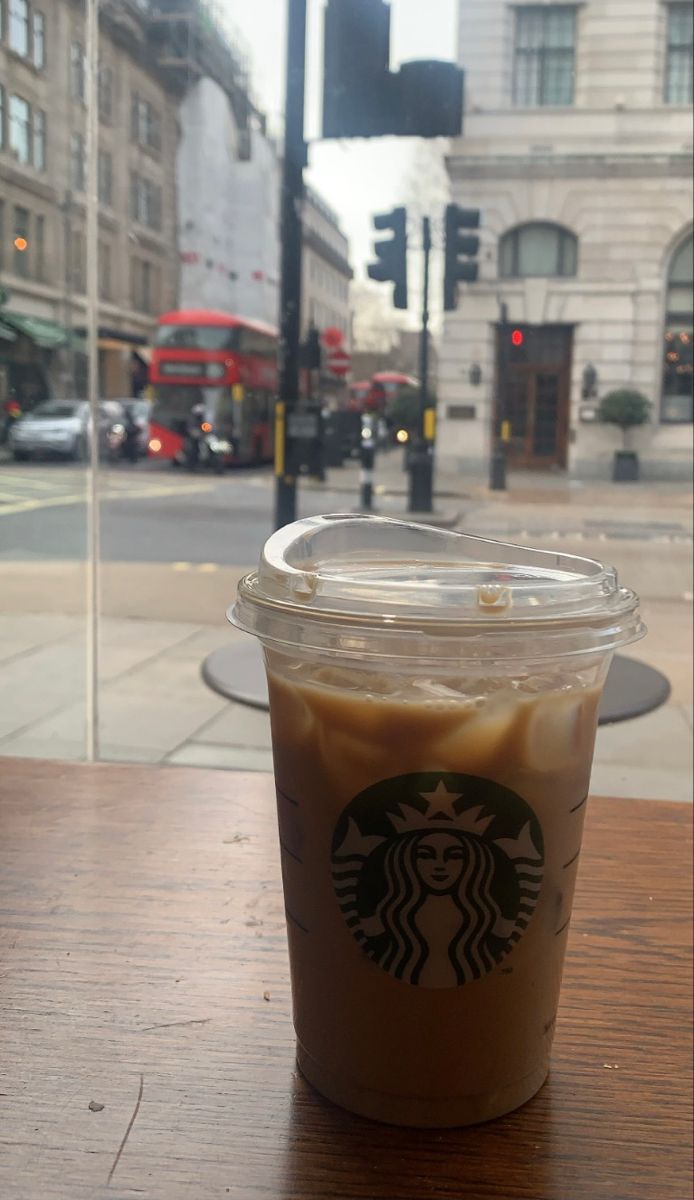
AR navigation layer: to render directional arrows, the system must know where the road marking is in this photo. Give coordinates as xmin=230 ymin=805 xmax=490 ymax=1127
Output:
xmin=198 ymin=563 xmax=219 ymax=573
xmin=172 ymin=562 xmax=192 ymax=572
xmin=0 ymin=479 xmax=213 ymax=518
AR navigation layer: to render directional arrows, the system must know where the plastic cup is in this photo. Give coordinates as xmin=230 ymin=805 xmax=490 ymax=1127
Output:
xmin=230 ymin=515 xmax=644 ymax=1127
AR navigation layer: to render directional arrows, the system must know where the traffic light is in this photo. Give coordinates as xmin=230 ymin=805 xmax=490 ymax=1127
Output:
xmin=443 ymin=204 xmax=481 ymax=311
xmin=367 ymin=207 xmax=408 ymax=310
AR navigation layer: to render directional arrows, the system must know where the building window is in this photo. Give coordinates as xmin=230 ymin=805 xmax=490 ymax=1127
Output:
xmin=98 ymin=150 xmax=113 ymax=206
xmin=13 ymin=207 xmax=30 ymax=277
xmin=665 ymin=4 xmax=693 ymax=104
xmin=130 ymin=172 xmax=162 ymax=230
xmin=9 ymin=0 xmax=29 ymax=57
xmin=32 ymin=10 xmax=45 ymax=68
xmin=499 ymin=222 xmax=578 ymax=278
xmin=9 ymin=95 xmax=31 ymax=165
xmin=71 ymin=41 xmax=86 ymax=101
xmin=0 ymin=86 xmax=5 ymax=151
xmin=513 ymin=6 xmax=576 ymax=107
xmin=98 ymin=64 xmax=113 ymax=122
xmin=35 ymin=213 xmax=45 ymax=280
xmin=131 ymin=257 xmax=159 ymax=313
xmin=70 ymin=229 xmax=85 ymax=292
xmin=131 ymin=94 xmax=161 ymax=152
xmin=99 ymin=241 xmax=112 ymax=300
xmin=662 ymin=234 xmax=693 ymax=423
xmin=70 ymin=132 xmax=86 ymax=191
xmin=32 ymin=108 xmax=45 ymax=171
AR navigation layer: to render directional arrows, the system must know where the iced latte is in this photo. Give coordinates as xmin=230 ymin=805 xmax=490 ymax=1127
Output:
xmin=231 ymin=515 xmax=644 ymax=1126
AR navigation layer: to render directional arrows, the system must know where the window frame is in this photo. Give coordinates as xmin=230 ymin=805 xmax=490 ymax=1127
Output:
xmin=69 ymin=130 xmax=86 ymax=192
xmin=32 ymin=9 xmax=45 ymax=69
xmin=512 ymin=5 xmax=577 ymax=108
xmin=70 ymin=40 xmax=86 ymax=102
xmin=98 ymin=149 xmax=113 ymax=207
xmin=31 ymin=107 xmax=45 ymax=171
xmin=499 ymin=222 xmax=578 ymax=279
xmin=661 ymin=234 xmax=693 ymax=424
xmin=13 ymin=205 xmax=30 ymax=277
xmin=664 ymin=2 xmax=694 ymax=105
xmin=8 ymin=0 xmax=30 ymax=58
xmin=9 ymin=93 xmax=31 ymax=166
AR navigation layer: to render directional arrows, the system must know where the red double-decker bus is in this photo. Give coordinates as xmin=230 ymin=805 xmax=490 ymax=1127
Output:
xmin=148 ymin=309 xmax=277 ymax=465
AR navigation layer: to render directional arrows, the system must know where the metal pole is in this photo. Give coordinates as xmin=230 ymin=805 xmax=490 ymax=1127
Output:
xmin=274 ymin=0 xmax=307 ymax=530
xmin=408 ymin=216 xmax=434 ymax=513
xmin=490 ymin=300 xmax=508 ymax=491
xmin=85 ymin=0 xmax=100 ymax=760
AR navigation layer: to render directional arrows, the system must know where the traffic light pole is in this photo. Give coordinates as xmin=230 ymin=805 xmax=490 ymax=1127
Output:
xmin=274 ymin=0 xmax=307 ymax=530
xmin=489 ymin=300 xmax=509 ymax=491
xmin=408 ymin=216 xmax=434 ymax=513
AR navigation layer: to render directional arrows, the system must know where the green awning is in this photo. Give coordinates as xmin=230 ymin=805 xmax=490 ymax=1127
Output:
xmin=1 ymin=311 xmax=69 ymax=350
xmin=0 ymin=320 xmax=17 ymax=343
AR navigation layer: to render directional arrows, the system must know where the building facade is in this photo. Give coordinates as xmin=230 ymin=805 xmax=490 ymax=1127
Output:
xmin=0 ymin=0 xmax=179 ymax=401
xmin=302 ymin=185 xmax=353 ymax=344
xmin=439 ymin=0 xmax=693 ymax=478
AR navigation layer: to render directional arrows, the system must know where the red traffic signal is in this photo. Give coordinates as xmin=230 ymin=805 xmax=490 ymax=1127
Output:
xmin=511 ymin=329 xmax=524 ymax=347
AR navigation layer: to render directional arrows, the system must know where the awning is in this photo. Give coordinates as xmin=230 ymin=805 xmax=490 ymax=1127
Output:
xmin=1 ymin=312 xmax=68 ymax=350
xmin=0 ymin=319 xmax=17 ymax=343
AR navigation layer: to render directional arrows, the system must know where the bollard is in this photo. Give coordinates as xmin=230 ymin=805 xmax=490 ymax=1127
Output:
xmin=360 ymin=432 xmax=375 ymax=511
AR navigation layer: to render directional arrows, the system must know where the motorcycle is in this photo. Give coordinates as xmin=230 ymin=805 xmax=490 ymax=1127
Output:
xmin=181 ymin=427 xmax=229 ymax=474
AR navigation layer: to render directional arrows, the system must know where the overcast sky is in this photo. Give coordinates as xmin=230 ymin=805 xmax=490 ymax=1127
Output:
xmin=224 ymin=0 xmax=458 ymax=275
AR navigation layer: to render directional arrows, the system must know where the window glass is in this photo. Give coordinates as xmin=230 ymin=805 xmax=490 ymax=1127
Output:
xmin=499 ymin=223 xmax=578 ymax=278
xmin=665 ymin=3 xmax=694 ymax=104
xmin=154 ymin=324 xmax=240 ymax=351
xmin=514 ymin=6 xmax=576 ymax=106
xmin=32 ymin=109 xmax=45 ymax=171
xmin=9 ymin=94 xmax=30 ymax=165
xmin=32 ymin=10 xmax=45 ymax=68
xmin=662 ymin=235 xmax=693 ymax=423
xmin=71 ymin=41 xmax=85 ymax=101
xmin=9 ymin=0 xmax=29 ymax=56
xmin=70 ymin=132 xmax=86 ymax=192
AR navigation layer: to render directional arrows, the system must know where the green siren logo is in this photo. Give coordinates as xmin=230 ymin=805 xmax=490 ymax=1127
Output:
xmin=331 ymin=773 xmax=544 ymax=988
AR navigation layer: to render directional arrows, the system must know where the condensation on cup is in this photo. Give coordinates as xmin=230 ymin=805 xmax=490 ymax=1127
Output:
xmin=230 ymin=515 xmax=645 ymax=1127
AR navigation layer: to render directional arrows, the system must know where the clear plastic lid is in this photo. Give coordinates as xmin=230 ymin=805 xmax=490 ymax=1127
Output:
xmin=230 ymin=514 xmax=644 ymax=661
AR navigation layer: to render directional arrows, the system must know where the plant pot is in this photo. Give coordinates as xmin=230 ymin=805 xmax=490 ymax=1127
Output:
xmin=613 ymin=450 xmax=639 ymax=482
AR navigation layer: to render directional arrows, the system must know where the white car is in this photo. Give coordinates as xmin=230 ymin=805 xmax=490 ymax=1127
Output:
xmin=9 ymin=399 xmax=126 ymax=462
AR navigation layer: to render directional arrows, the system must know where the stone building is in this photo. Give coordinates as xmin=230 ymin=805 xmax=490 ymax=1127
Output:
xmin=0 ymin=0 xmax=179 ymax=400
xmin=439 ymin=0 xmax=693 ymax=478
xmin=302 ymin=185 xmax=353 ymax=343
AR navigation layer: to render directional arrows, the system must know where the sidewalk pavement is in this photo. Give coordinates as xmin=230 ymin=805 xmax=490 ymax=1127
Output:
xmin=0 ymin=601 xmax=690 ymax=802
xmin=1 ymin=467 xmax=691 ymax=800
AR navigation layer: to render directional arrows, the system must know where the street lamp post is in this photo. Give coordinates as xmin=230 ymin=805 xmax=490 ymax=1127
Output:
xmin=274 ymin=0 xmax=308 ymax=531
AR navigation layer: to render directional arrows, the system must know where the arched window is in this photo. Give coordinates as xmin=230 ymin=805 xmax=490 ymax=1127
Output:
xmin=662 ymin=234 xmax=693 ymax=423
xmin=499 ymin=223 xmax=578 ymax=279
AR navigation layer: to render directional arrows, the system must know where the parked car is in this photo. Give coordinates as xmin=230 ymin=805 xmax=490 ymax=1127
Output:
xmin=8 ymin=399 xmax=126 ymax=462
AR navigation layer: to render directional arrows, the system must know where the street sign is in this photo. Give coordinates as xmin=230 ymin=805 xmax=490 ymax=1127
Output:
xmin=326 ymin=348 xmax=351 ymax=378
xmin=287 ymin=412 xmax=320 ymax=439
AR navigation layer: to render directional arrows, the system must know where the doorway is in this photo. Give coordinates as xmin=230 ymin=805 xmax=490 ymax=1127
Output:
xmin=495 ymin=325 xmax=572 ymax=469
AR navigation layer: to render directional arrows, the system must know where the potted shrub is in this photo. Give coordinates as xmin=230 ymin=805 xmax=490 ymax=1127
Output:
xmin=597 ymin=388 xmax=652 ymax=482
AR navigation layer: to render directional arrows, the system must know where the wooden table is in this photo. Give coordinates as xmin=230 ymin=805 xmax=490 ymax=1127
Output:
xmin=1 ymin=761 xmax=691 ymax=1200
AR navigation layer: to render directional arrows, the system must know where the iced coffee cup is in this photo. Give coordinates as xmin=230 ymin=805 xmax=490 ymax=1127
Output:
xmin=230 ymin=515 xmax=644 ymax=1127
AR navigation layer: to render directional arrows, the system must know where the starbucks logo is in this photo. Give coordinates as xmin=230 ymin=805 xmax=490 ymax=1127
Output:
xmin=331 ymin=773 xmax=544 ymax=988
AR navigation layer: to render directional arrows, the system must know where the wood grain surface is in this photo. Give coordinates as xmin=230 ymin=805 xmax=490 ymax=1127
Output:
xmin=0 ymin=760 xmax=691 ymax=1200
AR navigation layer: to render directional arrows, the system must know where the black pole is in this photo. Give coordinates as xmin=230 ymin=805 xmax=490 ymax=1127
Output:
xmin=359 ymin=428 xmax=375 ymax=510
xmin=490 ymin=300 xmax=508 ymax=491
xmin=274 ymin=0 xmax=307 ymax=530
xmin=408 ymin=216 xmax=434 ymax=513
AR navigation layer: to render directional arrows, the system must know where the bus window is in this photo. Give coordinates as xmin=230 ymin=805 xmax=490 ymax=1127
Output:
xmin=238 ymin=327 xmax=276 ymax=359
xmin=154 ymin=325 xmax=240 ymax=351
